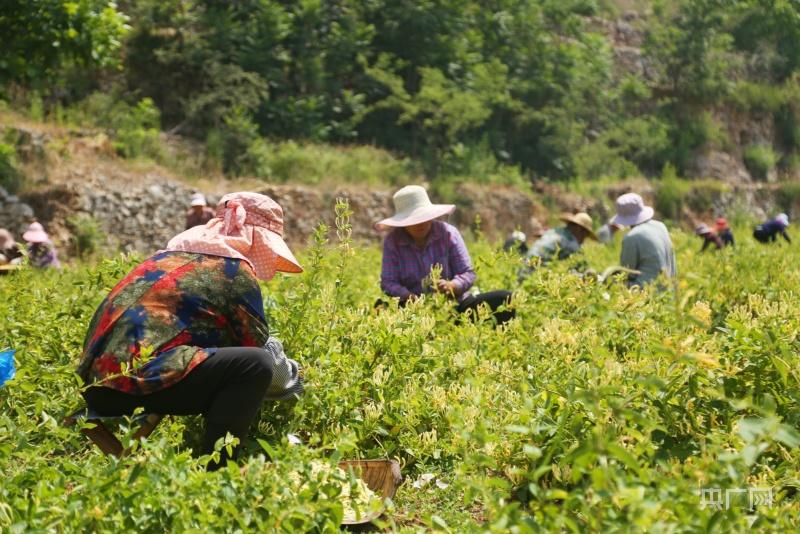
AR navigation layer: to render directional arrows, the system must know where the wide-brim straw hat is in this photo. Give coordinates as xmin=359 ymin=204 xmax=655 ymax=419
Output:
xmin=22 ymin=222 xmax=50 ymax=244
xmin=611 ymin=193 xmax=654 ymax=227
xmin=375 ymin=185 xmax=455 ymax=229
xmin=167 ymin=192 xmax=302 ymax=280
xmin=560 ymin=212 xmax=597 ymax=240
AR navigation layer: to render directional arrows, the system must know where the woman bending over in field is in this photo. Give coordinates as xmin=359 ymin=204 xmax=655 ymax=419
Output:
xmin=77 ymin=192 xmax=303 ymax=469
xmin=376 ymin=185 xmax=515 ymax=325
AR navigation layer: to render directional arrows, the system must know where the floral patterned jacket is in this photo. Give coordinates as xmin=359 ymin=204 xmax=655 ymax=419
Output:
xmin=77 ymin=251 xmax=269 ymax=395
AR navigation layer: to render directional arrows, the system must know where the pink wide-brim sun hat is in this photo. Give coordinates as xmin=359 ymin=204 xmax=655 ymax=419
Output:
xmin=167 ymin=192 xmax=302 ymax=280
xmin=22 ymin=222 xmax=50 ymax=243
xmin=375 ymin=185 xmax=455 ymax=229
xmin=610 ymin=193 xmax=655 ymax=227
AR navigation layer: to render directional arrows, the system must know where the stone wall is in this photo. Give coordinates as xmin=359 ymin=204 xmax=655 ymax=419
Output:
xmin=4 ymin=172 xmax=546 ymax=256
xmin=0 ymin=187 xmax=35 ymax=238
xmin=4 ymin=169 xmax=795 ymax=259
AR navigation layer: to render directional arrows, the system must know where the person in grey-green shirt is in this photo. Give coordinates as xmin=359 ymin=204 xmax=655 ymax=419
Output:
xmin=526 ymin=212 xmax=596 ymax=265
xmin=611 ymin=193 xmax=676 ymax=287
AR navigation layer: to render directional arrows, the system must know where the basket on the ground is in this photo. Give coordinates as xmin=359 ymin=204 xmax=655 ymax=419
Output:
xmin=337 ymin=459 xmax=403 ymax=525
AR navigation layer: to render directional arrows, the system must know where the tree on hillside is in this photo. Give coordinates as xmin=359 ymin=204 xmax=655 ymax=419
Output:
xmin=0 ymin=0 xmax=128 ymax=100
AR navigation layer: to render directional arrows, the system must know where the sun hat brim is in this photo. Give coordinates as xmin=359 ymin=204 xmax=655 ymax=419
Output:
xmin=190 ymin=199 xmax=207 ymax=207
xmin=23 ymin=230 xmax=50 ymax=243
xmin=559 ymin=214 xmax=597 ymax=240
xmin=610 ymin=205 xmax=654 ymax=227
xmin=375 ymin=204 xmax=455 ymax=230
xmin=263 ymin=229 xmax=303 ymax=273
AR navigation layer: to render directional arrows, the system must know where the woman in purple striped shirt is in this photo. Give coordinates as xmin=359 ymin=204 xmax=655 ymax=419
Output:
xmin=376 ymin=185 xmax=514 ymax=324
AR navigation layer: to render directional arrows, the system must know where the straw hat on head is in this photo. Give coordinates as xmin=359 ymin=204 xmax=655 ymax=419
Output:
xmin=23 ymin=222 xmax=50 ymax=244
xmin=560 ymin=212 xmax=597 ymax=240
xmin=611 ymin=193 xmax=654 ymax=227
xmin=167 ymin=191 xmax=302 ymax=281
xmin=375 ymin=185 xmax=455 ymax=230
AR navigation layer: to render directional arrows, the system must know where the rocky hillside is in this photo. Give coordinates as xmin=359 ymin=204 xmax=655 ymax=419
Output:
xmin=4 ymin=115 xmax=800 ymax=261
xmin=0 ymin=121 xmax=550 ymax=256
xmin=593 ymin=9 xmax=785 ymax=185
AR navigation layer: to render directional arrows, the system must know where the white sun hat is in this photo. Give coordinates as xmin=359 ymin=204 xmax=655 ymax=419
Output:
xmin=375 ymin=185 xmax=455 ymax=229
xmin=695 ymin=223 xmax=712 ymax=235
xmin=610 ymin=193 xmax=655 ymax=227
xmin=190 ymin=192 xmax=207 ymax=207
xmin=776 ymin=213 xmax=789 ymax=226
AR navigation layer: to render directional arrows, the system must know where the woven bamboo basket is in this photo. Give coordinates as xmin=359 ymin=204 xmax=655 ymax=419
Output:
xmin=337 ymin=459 xmax=403 ymax=525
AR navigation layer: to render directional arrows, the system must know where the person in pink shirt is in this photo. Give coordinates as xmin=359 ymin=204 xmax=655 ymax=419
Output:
xmin=376 ymin=185 xmax=514 ymax=325
xmin=22 ymin=222 xmax=60 ymax=269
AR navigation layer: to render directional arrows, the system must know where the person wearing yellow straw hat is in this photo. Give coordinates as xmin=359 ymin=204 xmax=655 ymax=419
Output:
xmin=77 ymin=192 xmax=304 ymax=469
xmin=525 ymin=212 xmax=596 ymax=268
xmin=376 ymin=185 xmax=514 ymax=325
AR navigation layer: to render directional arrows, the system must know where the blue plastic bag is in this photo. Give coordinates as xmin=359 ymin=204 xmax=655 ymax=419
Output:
xmin=0 ymin=349 xmax=16 ymax=388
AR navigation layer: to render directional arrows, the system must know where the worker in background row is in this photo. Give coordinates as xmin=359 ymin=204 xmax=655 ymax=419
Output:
xmin=695 ymin=223 xmax=723 ymax=251
xmin=715 ymin=217 xmax=735 ymax=247
xmin=23 ymin=222 xmax=60 ymax=269
xmin=377 ymin=185 xmax=515 ymax=325
xmin=185 ymin=192 xmax=216 ymax=230
xmin=612 ymin=193 xmax=676 ymax=288
xmin=502 ymin=230 xmax=528 ymax=256
xmin=525 ymin=212 xmax=596 ymax=266
xmin=753 ymin=213 xmax=790 ymax=244
xmin=596 ymin=221 xmax=621 ymax=245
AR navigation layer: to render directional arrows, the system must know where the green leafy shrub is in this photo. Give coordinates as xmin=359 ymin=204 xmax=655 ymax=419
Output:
xmin=728 ymin=82 xmax=788 ymax=112
xmin=0 ymin=141 xmax=23 ymax=193
xmin=685 ymin=180 xmax=731 ymax=213
xmin=2 ymin=216 xmax=800 ymax=530
xmin=575 ymin=116 xmax=672 ymax=180
xmin=654 ymin=166 xmax=730 ymax=220
xmin=68 ymin=93 xmax=162 ymax=159
xmin=205 ymin=108 xmax=262 ymax=176
xmin=744 ymin=144 xmax=778 ymax=181
xmin=776 ymin=182 xmax=800 ymax=213
xmin=245 ymin=139 xmax=414 ymax=187
xmin=114 ymin=98 xmax=162 ymax=159
xmin=775 ymin=104 xmax=800 ymax=154
xmin=67 ymin=213 xmax=104 ymax=259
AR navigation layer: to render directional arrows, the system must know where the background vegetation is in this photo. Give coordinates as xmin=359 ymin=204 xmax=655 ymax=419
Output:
xmin=2 ymin=0 xmax=800 ymax=186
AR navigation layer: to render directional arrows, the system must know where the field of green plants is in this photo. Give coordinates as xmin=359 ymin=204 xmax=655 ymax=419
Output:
xmin=2 ymin=219 xmax=800 ymax=532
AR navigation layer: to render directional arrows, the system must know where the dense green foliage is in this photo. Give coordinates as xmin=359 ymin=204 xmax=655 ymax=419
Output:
xmin=3 ymin=1 xmax=800 ymax=182
xmin=2 ymin=216 xmax=800 ymax=530
xmin=0 ymin=1 xmax=128 ymax=93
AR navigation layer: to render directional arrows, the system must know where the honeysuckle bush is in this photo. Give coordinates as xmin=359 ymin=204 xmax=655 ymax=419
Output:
xmin=1 ymin=221 xmax=800 ymax=532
